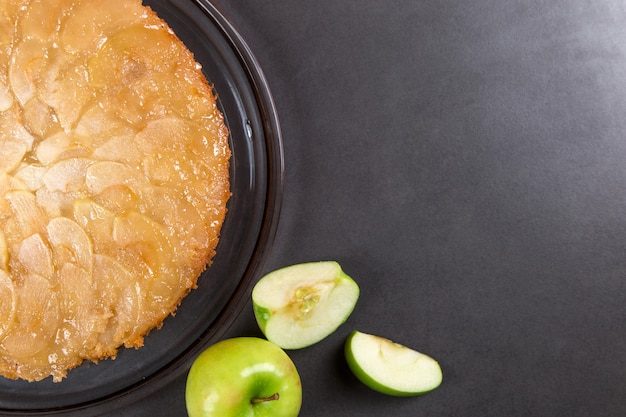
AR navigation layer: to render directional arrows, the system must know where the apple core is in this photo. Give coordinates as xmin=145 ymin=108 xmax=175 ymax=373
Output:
xmin=252 ymin=261 xmax=360 ymax=349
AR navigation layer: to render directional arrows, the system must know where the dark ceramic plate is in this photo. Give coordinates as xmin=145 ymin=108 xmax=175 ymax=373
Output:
xmin=0 ymin=0 xmax=283 ymax=415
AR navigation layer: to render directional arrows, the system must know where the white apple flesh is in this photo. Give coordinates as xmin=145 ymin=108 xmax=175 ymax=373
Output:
xmin=252 ymin=261 xmax=359 ymax=349
xmin=344 ymin=330 xmax=442 ymax=396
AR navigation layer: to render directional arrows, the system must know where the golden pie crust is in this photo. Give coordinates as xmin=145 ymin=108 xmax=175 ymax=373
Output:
xmin=0 ymin=0 xmax=230 ymax=382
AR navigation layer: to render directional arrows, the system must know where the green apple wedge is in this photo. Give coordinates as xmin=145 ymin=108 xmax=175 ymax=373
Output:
xmin=344 ymin=330 xmax=442 ymax=396
xmin=185 ymin=337 xmax=302 ymax=417
xmin=252 ymin=261 xmax=359 ymax=349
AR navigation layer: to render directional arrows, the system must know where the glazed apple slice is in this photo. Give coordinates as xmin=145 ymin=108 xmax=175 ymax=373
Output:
xmin=43 ymin=158 xmax=91 ymax=192
xmin=0 ymin=230 xmax=9 ymax=270
xmin=17 ymin=233 xmax=54 ymax=278
xmin=344 ymin=330 xmax=443 ymax=396
xmin=252 ymin=261 xmax=359 ymax=349
xmin=46 ymin=216 xmax=93 ymax=272
xmin=8 ymin=37 xmax=45 ymax=105
xmin=0 ymin=269 xmax=16 ymax=340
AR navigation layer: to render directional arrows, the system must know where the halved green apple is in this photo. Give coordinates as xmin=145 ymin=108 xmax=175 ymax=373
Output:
xmin=344 ymin=330 xmax=442 ymax=396
xmin=252 ymin=261 xmax=359 ymax=349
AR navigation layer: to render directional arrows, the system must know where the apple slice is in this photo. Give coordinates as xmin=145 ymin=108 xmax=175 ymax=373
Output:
xmin=0 ymin=269 xmax=16 ymax=340
xmin=46 ymin=216 xmax=93 ymax=272
xmin=17 ymin=233 xmax=54 ymax=278
xmin=0 ymin=138 xmax=29 ymax=175
xmin=252 ymin=261 xmax=359 ymax=349
xmin=6 ymin=190 xmax=48 ymax=238
xmin=14 ymin=163 xmax=46 ymax=191
xmin=344 ymin=330 xmax=443 ymax=396
xmin=0 ymin=230 xmax=9 ymax=270
xmin=43 ymin=157 xmax=91 ymax=192
xmin=35 ymin=132 xmax=73 ymax=165
xmin=85 ymin=161 xmax=149 ymax=195
xmin=8 ymin=37 xmax=46 ymax=105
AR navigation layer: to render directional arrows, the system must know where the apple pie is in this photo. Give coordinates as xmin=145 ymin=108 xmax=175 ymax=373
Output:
xmin=0 ymin=0 xmax=230 ymax=382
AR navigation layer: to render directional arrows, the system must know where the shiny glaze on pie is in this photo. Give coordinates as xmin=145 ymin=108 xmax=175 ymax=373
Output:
xmin=0 ymin=0 xmax=230 ymax=381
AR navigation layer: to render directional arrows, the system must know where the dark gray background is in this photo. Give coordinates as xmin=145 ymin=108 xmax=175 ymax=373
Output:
xmin=118 ymin=0 xmax=626 ymax=415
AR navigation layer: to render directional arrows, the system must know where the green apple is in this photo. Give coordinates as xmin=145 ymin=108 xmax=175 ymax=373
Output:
xmin=252 ymin=261 xmax=359 ymax=349
xmin=185 ymin=337 xmax=302 ymax=417
xmin=344 ymin=330 xmax=442 ymax=396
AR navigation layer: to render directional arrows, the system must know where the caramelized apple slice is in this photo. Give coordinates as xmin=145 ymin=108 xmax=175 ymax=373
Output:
xmin=1 ymin=273 xmax=60 ymax=360
xmin=9 ymin=38 xmax=54 ymax=105
xmin=0 ymin=109 xmax=36 ymax=151
xmin=16 ymin=0 xmax=69 ymax=42
xmin=0 ymin=6 xmax=12 ymax=46
xmin=5 ymin=190 xmax=48 ymax=238
xmin=135 ymin=117 xmax=189 ymax=154
xmin=112 ymin=211 xmax=171 ymax=271
xmin=72 ymin=198 xmax=112 ymax=223
xmin=0 ymin=5 xmax=14 ymax=112
xmin=0 ymin=173 xmax=20 ymax=214
xmin=14 ymin=163 xmax=46 ymax=191
xmin=0 ymin=0 xmax=29 ymax=24
xmin=0 ymin=230 xmax=9 ymax=270
xmin=0 ymin=138 xmax=28 ymax=175
xmin=141 ymin=186 xmax=208 ymax=260
xmin=93 ymin=254 xmax=142 ymax=347
xmin=72 ymin=199 xmax=115 ymax=254
xmin=93 ymin=185 xmax=138 ymax=214
xmin=8 ymin=37 xmax=47 ymax=105
xmin=0 ymin=21 xmax=12 ymax=112
xmin=35 ymin=132 xmax=73 ymax=165
xmin=85 ymin=161 xmax=149 ymax=195
xmin=60 ymin=0 xmax=146 ymax=54
xmin=22 ymin=96 xmax=58 ymax=138
xmin=112 ymin=211 xmax=187 ymax=315
xmin=35 ymin=132 xmax=91 ymax=166
xmin=39 ymin=60 xmax=95 ymax=131
xmin=0 ymin=82 xmax=12 ymax=112
xmin=92 ymin=133 xmax=141 ymax=164
xmin=73 ymin=104 xmax=134 ymax=148
xmin=46 ymin=217 xmax=93 ymax=271
xmin=88 ymin=25 xmax=181 ymax=88
xmin=17 ymin=233 xmax=53 ymax=278
xmin=88 ymin=24 xmax=189 ymax=124
xmin=0 ymin=270 xmax=16 ymax=340
xmin=57 ymin=262 xmax=104 ymax=356
xmin=35 ymin=188 xmax=78 ymax=219
xmin=43 ymin=158 xmax=91 ymax=192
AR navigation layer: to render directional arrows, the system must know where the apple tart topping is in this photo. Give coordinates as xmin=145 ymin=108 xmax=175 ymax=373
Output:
xmin=0 ymin=0 xmax=230 ymax=382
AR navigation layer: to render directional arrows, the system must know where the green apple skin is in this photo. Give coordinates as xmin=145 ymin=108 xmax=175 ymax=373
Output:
xmin=185 ymin=337 xmax=302 ymax=417
xmin=344 ymin=330 xmax=442 ymax=397
xmin=252 ymin=261 xmax=359 ymax=350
